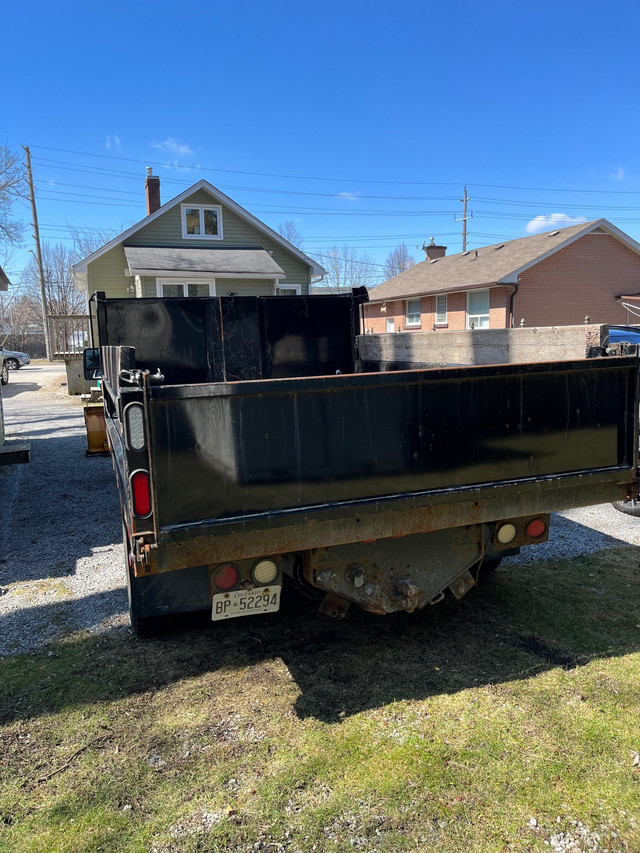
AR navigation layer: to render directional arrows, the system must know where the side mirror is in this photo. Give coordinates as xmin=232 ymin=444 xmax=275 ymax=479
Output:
xmin=83 ymin=348 xmax=102 ymax=381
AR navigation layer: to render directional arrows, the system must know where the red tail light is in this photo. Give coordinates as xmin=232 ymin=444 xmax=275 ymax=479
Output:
xmin=526 ymin=518 xmax=547 ymax=539
xmin=213 ymin=564 xmax=238 ymax=590
xmin=131 ymin=470 xmax=151 ymax=517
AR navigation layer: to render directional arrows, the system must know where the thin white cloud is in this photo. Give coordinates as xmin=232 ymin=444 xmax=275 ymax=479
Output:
xmin=525 ymin=213 xmax=588 ymax=235
xmin=610 ymin=166 xmax=625 ymax=181
xmin=151 ymin=137 xmax=194 ymax=156
xmin=105 ymin=135 xmax=121 ymax=150
xmin=337 ymin=191 xmax=360 ymax=201
xmin=160 ymin=160 xmax=196 ymax=173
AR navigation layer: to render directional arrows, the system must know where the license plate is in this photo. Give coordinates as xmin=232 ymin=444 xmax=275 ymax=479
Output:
xmin=211 ymin=586 xmax=281 ymax=621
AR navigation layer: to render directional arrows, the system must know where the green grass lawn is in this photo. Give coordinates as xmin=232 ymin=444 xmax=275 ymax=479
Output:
xmin=1 ymin=545 xmax=639 ymax=852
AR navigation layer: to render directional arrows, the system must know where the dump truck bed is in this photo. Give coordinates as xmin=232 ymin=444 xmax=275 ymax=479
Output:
xmin=101 ymin=353 xmax=639 ymax=577
xmin=91 ymin=293 xmax=639 ymax=629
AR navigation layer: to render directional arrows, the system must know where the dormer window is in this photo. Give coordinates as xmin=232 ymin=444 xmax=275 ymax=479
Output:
xmin=181 ymin=204 xmax=223 ymax=239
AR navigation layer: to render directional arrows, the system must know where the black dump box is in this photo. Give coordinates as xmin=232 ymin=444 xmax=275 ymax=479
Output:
xmin=89 ymin=292 xmax=640 ymax=632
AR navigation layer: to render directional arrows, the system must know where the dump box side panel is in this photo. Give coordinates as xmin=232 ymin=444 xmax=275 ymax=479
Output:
xmin=95 ymin=293 xmax=358 ymax=384
xmin=146 ymin=357 xmax=637 ymax=529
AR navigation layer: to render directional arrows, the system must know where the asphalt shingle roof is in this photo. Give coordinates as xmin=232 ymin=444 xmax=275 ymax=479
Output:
xmin=123 ymin=246 xmax=285 ymax=277
xmin=370 ymin=220 xmax=623 ymax=302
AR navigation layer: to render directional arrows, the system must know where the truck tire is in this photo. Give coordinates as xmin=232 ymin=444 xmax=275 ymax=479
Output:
xmin=611 ymin=499 xmax=640 ymax=517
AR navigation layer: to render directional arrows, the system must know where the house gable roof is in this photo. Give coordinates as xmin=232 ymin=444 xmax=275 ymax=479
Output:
xmin=0 ymin=266 xmax=9 ymax=292
xmin=72 ymin=179 xmax=325 ymax=277
xmin=369 ymin=219 xmax=640 ymax=302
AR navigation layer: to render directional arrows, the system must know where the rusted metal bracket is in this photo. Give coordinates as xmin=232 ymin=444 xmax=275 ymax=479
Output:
xmin=448 ymin=568 xmax=476 ymax=600
xmin=318 ymin=592 xmax=351 ymax=619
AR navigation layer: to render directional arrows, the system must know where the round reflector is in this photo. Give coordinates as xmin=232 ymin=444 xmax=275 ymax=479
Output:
xmin=252 ymin=559 xmax=278 ymax=584
xmin=526 ymin=518 xmax=547 ymax=539
xmin=496 ymin=523 xmax=517 ymax=545
xmin=213 ymin=564 xmax=238 ymax=590
xmin=125 ymin=403 xmax=146 ymax=452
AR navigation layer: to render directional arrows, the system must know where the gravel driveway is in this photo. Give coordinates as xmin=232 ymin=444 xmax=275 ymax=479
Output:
xmin=1 ymin=363 xmax=126 ymax=657
xmin=1 ymin=363 xmax=640 ymax=659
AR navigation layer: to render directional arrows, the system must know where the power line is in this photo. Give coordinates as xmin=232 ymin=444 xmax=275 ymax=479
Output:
xmin=30 ymin=145 xmax=640 ymax=195
xmin=31 ymin=146 xmax=466 ymax=188
xmin=32 ymin=156 xmax=640 ymax=208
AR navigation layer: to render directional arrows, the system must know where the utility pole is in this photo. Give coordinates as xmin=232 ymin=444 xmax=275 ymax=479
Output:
xmin=455 ymin=185 xmax=473 ymax=252
xmin=23 ymin=145 xmax=52 ymax=361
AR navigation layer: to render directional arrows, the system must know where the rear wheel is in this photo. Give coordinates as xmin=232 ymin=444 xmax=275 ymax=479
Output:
xmin=1 ymin=362 xmax=8 ymax=385
xmin=5 ymin=358 xmax=19 ymax=370
xmin=612 ymin=499 xmax=640 ymax=517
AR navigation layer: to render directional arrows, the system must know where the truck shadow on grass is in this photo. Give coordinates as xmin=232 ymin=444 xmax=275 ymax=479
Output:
xmin=1 ymin=540 xmax=639 ymax=726
xmin=280 ymin=540 xmax=640 ymax=720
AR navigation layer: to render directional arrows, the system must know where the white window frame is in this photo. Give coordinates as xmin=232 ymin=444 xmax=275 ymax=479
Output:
xmin=275 ymin=284 xmax=302 ymax=296
xmin=405 ymin=298 xmax=421 ymax=328
xmin=180 ymin=204 xmax=223 ymax=240
xmin=435 ymin=293 xmax=448 ymax=326
xmin=156 ymin=279 xmax=216 ymax=297
xmin=467 ymin=288 xmax=490 ymax=329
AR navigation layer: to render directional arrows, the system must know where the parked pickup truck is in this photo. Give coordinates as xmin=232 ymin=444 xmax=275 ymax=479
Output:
xmin=85 ymin=292 xmax=640 ymax=636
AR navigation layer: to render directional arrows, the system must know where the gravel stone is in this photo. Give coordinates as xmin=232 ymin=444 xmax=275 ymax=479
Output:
xmin=2 ymin=362 xmax=640 ymax=659
xmin=0 ymin=364 xmax=125 ymax=658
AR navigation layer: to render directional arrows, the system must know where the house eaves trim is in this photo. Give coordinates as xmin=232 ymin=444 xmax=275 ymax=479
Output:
xmin=130 ymin=269 xmax=284 ymax=280
xmin=367 ymin=281 xmax=511 ymax=304
xmin=72 ymin=179 xmax=326 ymax=277
xmin=0 ymin=265 xmax=10 ymax=291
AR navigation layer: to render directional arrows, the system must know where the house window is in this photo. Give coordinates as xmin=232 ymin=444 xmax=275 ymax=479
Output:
xmin=405 ymin=298 xmax=421 ymax=327
xmin=467 ymin=289 xmax=490 ymax=328
xmin=181 ymin=204 xmax=223 ymax=239
xmin=157 ymin=280 xmax=216 ymax=297
xmin=435 ymin=293 xmax=448 ymax=325
xmin=276 ymin=284 xmax=302 ymax=296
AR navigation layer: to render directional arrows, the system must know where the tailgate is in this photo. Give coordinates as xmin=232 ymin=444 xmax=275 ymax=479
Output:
xmin=147 ymin=356 xmax=638 ymax=529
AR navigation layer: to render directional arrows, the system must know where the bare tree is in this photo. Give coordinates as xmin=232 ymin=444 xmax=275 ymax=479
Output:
xmin=22 ymin=243 xmax=86 ymax=316
xmin=278 ymin=220 xmax=304 ymax=249
xmin=0 ymin=144 xmax=27 ymax=259
xmin=0 ymin=291 xmax=42 ymax=352
xmin=383 ymin=243 xmax=416 ymax=280
xmin=311 ymin=246 xmax=380 ymax=293
xmin=68 ymin=224 xmax=118 ymax=263
xmin=20 ymin=242 xmax=89 ymax=352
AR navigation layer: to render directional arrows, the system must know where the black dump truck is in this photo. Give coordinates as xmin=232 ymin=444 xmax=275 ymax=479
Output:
xmin=85 ymin=291 xmax=640 ymax=635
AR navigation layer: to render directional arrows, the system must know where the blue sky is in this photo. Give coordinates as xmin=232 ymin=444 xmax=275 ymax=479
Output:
xmin=3 ymin=0 xmax=640 ymax=285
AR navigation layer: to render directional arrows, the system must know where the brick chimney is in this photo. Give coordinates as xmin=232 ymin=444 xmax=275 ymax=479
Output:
xmin=145 ymin=167 xmax=161 ymax=215
xmin=422 ymin=237 xmax=447 ymax=261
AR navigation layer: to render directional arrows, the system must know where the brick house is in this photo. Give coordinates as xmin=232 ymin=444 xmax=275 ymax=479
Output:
xmin=363 ymin=219 xmax=640 ymax=333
